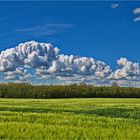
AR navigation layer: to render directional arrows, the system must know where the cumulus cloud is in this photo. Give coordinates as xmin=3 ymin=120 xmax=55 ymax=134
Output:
xmin=4 ymin=67 xmax=32 ymax=81
xmin=0 ymin=41 xmax=140 ymax=86
xmin=0 ymin=41 xmax=112 ymax=82
xmin=109 ymin=58 xmax=140 ymax=80
xmin=47 ymin=54 xmax=112 ymax=77
xmin=0 ymin=41 xmax=59 ymax=72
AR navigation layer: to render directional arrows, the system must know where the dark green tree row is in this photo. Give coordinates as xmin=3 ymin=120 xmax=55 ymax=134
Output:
xmin=0 ymin=83 xmax=140 ymax=98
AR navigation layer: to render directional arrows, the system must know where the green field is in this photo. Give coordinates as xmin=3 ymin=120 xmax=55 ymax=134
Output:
xmin=0 ymin=98 xmax=139 ymax=139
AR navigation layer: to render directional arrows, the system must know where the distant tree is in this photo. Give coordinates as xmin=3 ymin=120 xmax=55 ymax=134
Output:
xmin=79 ymin=82 xmax=87 ymax=86
xmin=0 ymin=82 xmax=140 ymax=98
xmin=112 ymin=82 xmax=119 ymax=87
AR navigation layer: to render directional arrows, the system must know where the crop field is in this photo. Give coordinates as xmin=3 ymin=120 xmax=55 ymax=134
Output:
xmin=0 ymin=98 xmax=139 ymax=139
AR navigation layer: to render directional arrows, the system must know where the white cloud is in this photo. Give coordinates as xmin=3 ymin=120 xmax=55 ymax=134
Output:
xmin=0 ymin=41 xmax=140 ymax=86
xmin=134 ymin=16 xmax=140 ymax=22
xmin=17 ymin=23 xmax=73 ymax=36
xmin=109 ymin=58 xmax=140 ymax=80
xmin=0 ymin=41 xmax=59 ymax=72
xmin=4 ymin=67 xmax=32 ymax=81
xmin=0 ymin=41 xmax=112 ymax=82
xmin=50 ymin=54 xmax=112 ymax=77
xmin=0 ymin=6 xmax=42 ymax=22
xmin=111 ymin=3 xmax=120 ymax=9
xmin=133 ymin=7 xmax=140 ymax=22
xmin=133 ymin=7 xmax=140 ymax=14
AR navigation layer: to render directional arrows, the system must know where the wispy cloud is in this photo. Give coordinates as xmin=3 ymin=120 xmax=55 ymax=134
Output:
xmin=133 ymin=7 xmax=140 ymax=14
xmin=0 ymin=6 xmax=42 ymax=22
xmin=111 ymin=3 xmax=120 ymax=9
xmin=134 ymin=16 xmax=140 ymax=22
xmin=16 ymin=23 xmax=73 ymax=36
xmin=133 ymin=7 xmax=140 ymax=22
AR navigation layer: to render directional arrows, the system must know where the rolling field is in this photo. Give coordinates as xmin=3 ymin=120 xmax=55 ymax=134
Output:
xmin=0 ymin=98 xmax=139 ymax=139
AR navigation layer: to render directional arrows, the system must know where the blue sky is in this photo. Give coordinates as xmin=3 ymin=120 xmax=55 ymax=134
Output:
xmin=0 ymin=1 xmax=140 ymax=67
xmin=0 ymin=1 xmax=140 ymax=86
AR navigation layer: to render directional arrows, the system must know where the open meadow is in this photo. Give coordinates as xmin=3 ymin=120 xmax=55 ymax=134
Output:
xmin=0 ymin=98 xmax=139 ymax=139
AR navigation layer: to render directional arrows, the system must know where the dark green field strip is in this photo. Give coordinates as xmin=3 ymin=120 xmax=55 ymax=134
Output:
xmin=0 ymin=110 xmax=139 ymax=129
xmin=0 ymin=106 xmax=140 ymax=120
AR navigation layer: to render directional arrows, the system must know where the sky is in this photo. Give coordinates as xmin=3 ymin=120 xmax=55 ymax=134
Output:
xmin=0 ymin=1 xmax=140 ymax=86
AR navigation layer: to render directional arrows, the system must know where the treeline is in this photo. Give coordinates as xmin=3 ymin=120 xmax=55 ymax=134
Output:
xmin=0 ymin=83 xmax=140 ymax=98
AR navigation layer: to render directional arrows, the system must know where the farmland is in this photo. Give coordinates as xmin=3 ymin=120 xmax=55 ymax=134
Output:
xmin=0 ymin=98 xmax=139 ymax=139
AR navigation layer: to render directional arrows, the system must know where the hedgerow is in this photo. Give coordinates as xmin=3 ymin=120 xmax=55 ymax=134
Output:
xmin=0 ymin=83 xmax=139 ymax=98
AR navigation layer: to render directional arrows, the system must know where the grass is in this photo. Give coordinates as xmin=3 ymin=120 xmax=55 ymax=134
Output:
xmin=0 ymin=98 xmax=139 ymax=139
